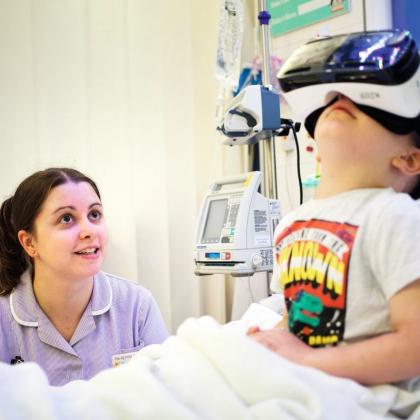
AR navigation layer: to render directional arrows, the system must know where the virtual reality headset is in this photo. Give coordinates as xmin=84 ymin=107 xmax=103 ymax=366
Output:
xmin=276 ymin=30 xmax=420 ymax=138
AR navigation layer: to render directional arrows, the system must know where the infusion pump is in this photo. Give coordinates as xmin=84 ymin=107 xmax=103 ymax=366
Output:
xmin=194 ymin=171 xmax=281 ymax=277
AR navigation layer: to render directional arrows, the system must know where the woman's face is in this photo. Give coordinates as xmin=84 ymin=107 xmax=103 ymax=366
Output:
xmin=29 ymin=181 xmax=108 ymax=282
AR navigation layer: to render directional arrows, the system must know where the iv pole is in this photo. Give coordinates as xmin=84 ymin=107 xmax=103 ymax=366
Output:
xmin=255 ymin=0 xmax=278 ymax=297
xmin=257 ymin=0 xmax=278 ymax=200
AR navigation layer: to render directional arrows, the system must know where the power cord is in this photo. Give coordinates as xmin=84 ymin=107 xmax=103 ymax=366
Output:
xmin=274 ymin=119 xmax=303 ymax=205
xmin=290 ymin=122 xmax=303 ymax=205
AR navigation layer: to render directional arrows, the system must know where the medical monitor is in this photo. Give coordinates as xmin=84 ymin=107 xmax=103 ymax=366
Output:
xmin=194 ymin=172 xmax=281 ymax=276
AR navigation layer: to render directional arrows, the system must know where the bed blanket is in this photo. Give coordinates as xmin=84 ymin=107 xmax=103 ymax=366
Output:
xmin=1 ymin=316 xmax=419 ymax=420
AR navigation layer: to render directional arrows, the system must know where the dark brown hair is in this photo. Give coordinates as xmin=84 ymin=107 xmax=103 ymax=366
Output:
xmin=0 ymin=168 xmax=101 ymax=296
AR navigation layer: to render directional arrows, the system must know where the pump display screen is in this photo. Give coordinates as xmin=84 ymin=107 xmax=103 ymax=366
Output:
xmin=201 ymin=199 xmax=228 ymax=243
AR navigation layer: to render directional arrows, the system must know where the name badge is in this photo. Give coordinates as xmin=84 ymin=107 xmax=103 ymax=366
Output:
xmin=112 ymin=351 xmax=138 ymax=367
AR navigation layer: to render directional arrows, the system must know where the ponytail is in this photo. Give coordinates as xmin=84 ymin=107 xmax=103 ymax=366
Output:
xmin=0 ymin=197 xmax=29 ymax=295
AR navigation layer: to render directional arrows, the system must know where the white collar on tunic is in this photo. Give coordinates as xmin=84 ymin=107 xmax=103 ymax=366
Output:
xmin=9 ymin=270 xmax=113 ymax=327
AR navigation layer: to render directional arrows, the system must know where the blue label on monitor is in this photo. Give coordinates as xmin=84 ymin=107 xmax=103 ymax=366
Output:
xmin=205 ymin=252 xmax=221 ymax=259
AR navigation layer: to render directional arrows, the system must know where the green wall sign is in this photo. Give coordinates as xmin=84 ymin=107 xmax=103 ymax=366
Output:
xmin=268 ymin=0 xmax=351 ymax=37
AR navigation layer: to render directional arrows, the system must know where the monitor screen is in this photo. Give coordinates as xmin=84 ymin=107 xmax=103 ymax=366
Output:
xmin=202 ymin=199 xmax=228 ymax=243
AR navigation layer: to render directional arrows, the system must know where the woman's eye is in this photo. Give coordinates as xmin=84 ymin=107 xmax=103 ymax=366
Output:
xmin=89 ymin=210 xmax=102 ymax=221
xmin=59 ymin=214 xmax=73 ymax=224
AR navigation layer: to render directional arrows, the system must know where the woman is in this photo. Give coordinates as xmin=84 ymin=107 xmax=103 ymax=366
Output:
xmin=0 ymin=168 xmax=168 ymax=385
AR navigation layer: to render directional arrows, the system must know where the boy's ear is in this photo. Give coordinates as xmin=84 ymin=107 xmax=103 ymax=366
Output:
xmin=17 ymin=230 xmax=37 ymax=258
xmin=392 ymin=148 xmax=420 ymax=176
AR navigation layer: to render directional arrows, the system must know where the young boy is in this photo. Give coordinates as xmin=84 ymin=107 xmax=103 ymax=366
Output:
xmin=248 ymin=32 xmax=420 ymax=390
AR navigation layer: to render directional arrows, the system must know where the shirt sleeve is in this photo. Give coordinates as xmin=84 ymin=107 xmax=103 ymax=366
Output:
xmin=365 ymin=194 xmax=420 ymax=300
xmin=138 ymin=290 xmax=169 ymax=346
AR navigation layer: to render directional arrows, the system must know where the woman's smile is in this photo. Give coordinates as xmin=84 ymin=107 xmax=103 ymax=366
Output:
xmin=74 ymin=247 xmax=101 ymax=259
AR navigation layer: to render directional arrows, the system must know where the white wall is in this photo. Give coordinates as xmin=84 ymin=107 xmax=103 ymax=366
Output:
xmin=0 ymin=0 xmax=225 ymax=331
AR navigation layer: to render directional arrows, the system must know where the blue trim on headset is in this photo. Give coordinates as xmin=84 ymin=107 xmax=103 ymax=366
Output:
xmin=279 ymin=30 xmax=419 ymax=92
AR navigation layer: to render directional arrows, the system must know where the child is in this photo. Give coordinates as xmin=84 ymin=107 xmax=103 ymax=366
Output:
xmin=248 ymin=31 xmax=420 ymax=390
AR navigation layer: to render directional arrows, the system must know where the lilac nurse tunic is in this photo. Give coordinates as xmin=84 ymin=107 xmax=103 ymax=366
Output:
xmin=0 ymin=270 xmax=168 ymax=385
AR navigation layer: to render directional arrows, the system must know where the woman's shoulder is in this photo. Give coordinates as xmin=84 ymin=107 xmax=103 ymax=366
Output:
xmin=96 ymin=271 xmax=153 ymax=304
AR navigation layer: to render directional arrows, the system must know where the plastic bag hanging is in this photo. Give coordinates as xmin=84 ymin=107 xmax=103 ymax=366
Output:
xmin=215 ymin=0 xmax=244 ymax=86
xmin=215 ymin=0 xmax=244 ymax=120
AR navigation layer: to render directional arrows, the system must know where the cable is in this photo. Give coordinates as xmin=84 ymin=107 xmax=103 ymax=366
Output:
xmin=275 ymin=119 xmax=303 ymax=206
xmin=284 ymin=146 xmax=293 ymax=210
xmin=290 ymin=124 xmax=303 ymax=205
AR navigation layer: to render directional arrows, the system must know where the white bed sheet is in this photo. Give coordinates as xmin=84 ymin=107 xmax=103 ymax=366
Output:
xmin=1 ymin=305 xmax=419 ymax=420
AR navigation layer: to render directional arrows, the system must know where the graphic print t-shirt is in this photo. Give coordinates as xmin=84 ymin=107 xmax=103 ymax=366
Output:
xmin=271 ymin=189 xmax=420 ymax=350
xmin=275 ymin=219 xmax=358 ymax=347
